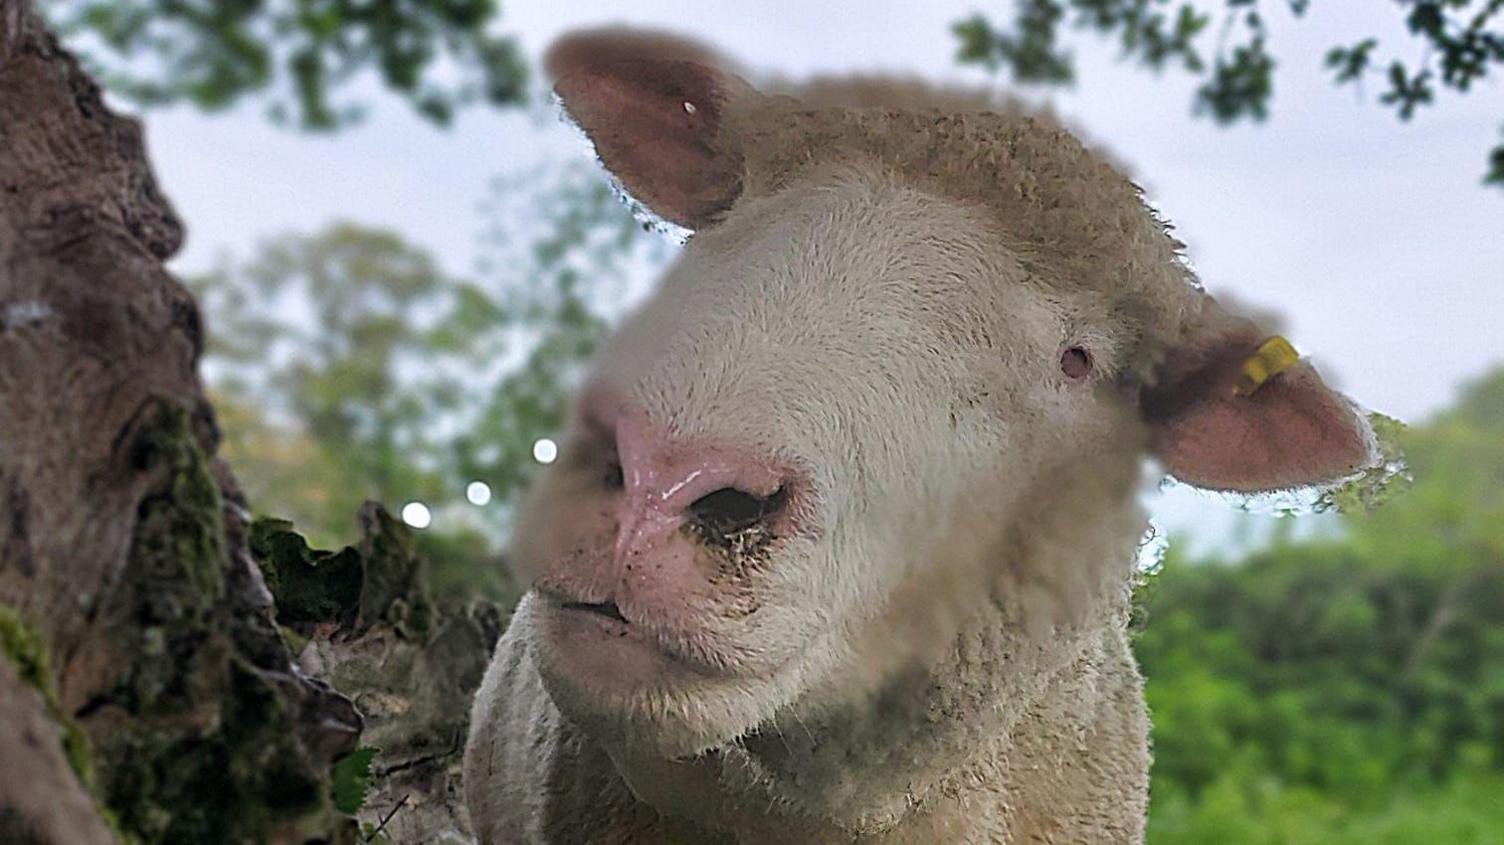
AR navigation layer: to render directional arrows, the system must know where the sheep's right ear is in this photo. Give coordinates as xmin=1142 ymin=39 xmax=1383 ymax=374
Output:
xmin=1141 ymin=296 xmax=1375 ymax=493
xmin=546 ymin=29 xmax=753 ymax=230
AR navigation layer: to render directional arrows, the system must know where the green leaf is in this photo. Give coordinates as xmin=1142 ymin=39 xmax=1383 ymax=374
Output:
xmin=331 ymin=745 xmax=378 ymax=815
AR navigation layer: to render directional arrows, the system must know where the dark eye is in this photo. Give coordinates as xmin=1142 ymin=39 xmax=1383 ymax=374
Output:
xmin=1061 ymin=346 xmax=1092 ymax=380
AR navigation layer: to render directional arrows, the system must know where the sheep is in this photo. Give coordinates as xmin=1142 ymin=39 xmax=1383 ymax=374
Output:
xmin=463 ymin=28 xmax=1377 ymax=844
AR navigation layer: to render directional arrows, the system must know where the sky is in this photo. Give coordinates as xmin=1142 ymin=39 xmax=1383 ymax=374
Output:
xmin=128 ymin=2 xmax=1503 ymax=551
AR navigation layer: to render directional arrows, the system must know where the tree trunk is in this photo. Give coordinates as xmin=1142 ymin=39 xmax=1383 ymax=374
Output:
xmin=0 ymin=1 xmax=365 ymax=840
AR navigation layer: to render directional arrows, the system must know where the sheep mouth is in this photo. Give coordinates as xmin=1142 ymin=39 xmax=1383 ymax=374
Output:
xmin=560 ymin=599 xmax=629 ymax=624
xmin=536 ymin=589 xmax=733 ymax=681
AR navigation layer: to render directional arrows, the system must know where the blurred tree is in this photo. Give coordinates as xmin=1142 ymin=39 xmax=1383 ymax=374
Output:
xmin=954 ymin=1 xmax=1504 ymax=187
xmin=1347 ymin=369 xmax=1504 ymax=577
xmin=1136 ymin=366 xmax=1504 ymax=843
xmin=195 ymin=224 xmax=461 ymax=546
xmin=212 ymin=389 xmax=363 ymax=548
xmin=192 ymin=163 xmax=668 ymax=597
xmin=43 ymin=0 xmax=527 ymax=129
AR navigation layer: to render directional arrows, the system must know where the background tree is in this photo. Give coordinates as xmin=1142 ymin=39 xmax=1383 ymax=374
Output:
xmin=42 ymin=0 xmax=528 ymax=129
xmin=954 ymin=0 xmax=1504 ymax=186
xmin=199 ymin=226 xmax=460 ymax=540
xmin=1136 ymin=367 xmax=1504 ymax=843
xmin=193 ymin=163 xmax=667 ymax=600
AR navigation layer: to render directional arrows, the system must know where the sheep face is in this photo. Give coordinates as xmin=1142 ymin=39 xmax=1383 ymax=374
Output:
xmin=511 ymin=162 xmax=1140 ymax=759
xmin=506 ymin=29 xmax=1378 ymax=764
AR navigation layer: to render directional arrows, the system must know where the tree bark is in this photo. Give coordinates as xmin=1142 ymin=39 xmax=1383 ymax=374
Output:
xmin=0 ymin=655 xmax=116 ymax=844
xmin=0 ymin=1 xmax=363 ymax=840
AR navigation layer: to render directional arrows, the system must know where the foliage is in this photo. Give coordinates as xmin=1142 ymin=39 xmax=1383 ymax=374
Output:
xmin=1314 ymin=412 xmax=1412 ymax=516
xmin=1347 ymin=369 xmax=1504 ymax=575
xmin=1137 ymin=366 xmax=1504 ymax=842
xmin=196 ymin=225 xmax=465 ymax=547
xmin=330 ymin=746 xmax=378 ymax=815
xmin=195 ymin=162 xmax=666 ymax=598
xmin=44 ymin=0 xmax=527 ymax=130
xmin=1150 ymin=772 xmax=1504 ymax=844
xmin=955 ymin=1 xmax=1504 ymax=186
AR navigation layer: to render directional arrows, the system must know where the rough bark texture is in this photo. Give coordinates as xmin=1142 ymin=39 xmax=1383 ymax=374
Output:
xmin=0 ymin=619 xmax=116 ymax=845
xmin=0 ymin=1 xmax=365 ymax=840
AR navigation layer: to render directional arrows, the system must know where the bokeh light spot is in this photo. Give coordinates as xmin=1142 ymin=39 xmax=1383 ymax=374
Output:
xmin=533 ymin=437 xmax=558 ymax=464
xmin=401 ymin=501 xmax=432 ymax=529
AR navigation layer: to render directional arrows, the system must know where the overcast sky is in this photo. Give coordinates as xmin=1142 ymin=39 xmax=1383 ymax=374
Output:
xmin=132 ymin=2 xmax=1503 ymax=551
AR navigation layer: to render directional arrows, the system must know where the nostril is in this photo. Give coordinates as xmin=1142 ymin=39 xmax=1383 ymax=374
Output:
xmin=578 ymin=411 xmax=624 ymax=489
xmin=604 ymin=459 xmax=624 ymax=489
xmin=687 ymin=485 xmax=788 ymax=542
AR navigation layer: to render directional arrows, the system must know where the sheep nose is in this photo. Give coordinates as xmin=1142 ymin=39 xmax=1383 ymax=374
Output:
xmin=599 ymin=399 xmax=799 ymax=565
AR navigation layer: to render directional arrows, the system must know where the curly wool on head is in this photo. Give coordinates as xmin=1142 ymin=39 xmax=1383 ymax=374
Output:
xmin=710 ymin=77 xmax=1204 ymax=381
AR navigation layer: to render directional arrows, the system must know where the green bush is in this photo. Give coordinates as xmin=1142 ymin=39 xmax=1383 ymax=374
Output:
xmin=1139 ymin=368 xmax=1504 ymax=842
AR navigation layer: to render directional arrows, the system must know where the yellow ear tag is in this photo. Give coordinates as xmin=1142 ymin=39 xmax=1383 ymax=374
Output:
xmin=1235 ymin=335 xmax=1300 ymax=397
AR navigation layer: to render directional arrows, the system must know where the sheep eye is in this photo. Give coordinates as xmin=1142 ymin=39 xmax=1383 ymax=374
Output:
xmin=1061 ymin=346 xmax=1092 ymax=380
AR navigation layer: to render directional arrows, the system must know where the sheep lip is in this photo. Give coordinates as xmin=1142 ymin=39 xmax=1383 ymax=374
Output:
xmin=560 ymin=599 xmax=630 ymax=624
xmin=535 ymin=591 xmax=728 ymax=680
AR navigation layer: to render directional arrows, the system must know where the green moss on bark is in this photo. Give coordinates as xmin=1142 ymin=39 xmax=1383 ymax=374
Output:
xmin=0 ymin=605 xmax=49 ymax=694
xmin=126 ymin=405 xmax=227 ymax=608
xmin=251 ymin=504 xmax=433 ymax=639
xmin=90 ymin=404 xmax=360 ymax=844
xmin=100 ymin=659 xmax=338 ymax=843
xmin=250 ymin=518 xmax=364 ymax=631
xmin=1 ymin=605 xmax=96 ymax=785
xmin=110 ymin=406 xmax=232 ymax=718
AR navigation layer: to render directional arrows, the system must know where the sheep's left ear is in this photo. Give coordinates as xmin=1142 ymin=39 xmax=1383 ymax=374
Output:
xmin=1141 ymin=297 xmax=1375 ymax=492
xmin=545 ymin=28 xmax=754 ymax=230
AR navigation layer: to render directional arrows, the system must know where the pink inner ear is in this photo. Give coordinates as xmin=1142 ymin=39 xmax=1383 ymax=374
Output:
xmin=553 ymin=58 xmax=744 ymax=229
xmin=1155 ymin=364 xmax=1373 ymax=492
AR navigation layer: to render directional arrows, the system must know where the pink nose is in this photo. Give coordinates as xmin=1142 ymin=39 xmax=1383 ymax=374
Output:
xmin=591 ymin=394 xmax=798 ymax=569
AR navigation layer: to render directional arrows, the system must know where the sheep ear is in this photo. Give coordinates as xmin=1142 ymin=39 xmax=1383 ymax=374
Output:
xmin=1141 ymin=297 xmax=1375 ymax=492
xmin=546 ymin=29 xmax=752 ymax=230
